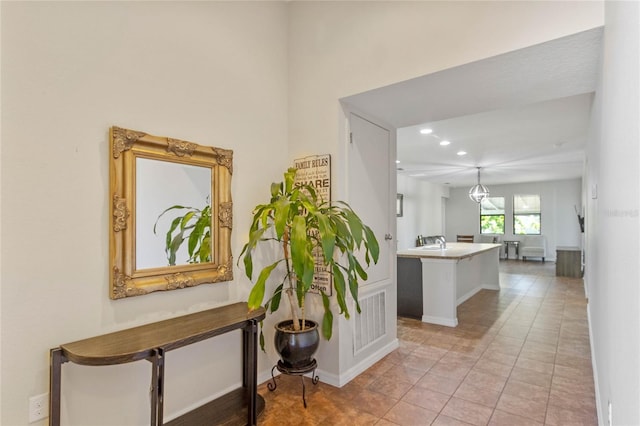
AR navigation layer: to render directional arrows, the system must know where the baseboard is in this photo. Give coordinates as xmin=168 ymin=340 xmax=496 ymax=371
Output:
xmin=321 ymin=338 xmax=400 ymax=388
xmin=258 ymin=367 xmax=277 ymax=387
xmin=163 ymin=381 xmax=244 ymax=422
xmin=457 ymin=287 xmax=483 ymax=305
xmin=257 ymin=339 xmax=399 ymax=389
xmin=481 ymin=283 xmax=501 ymax=291
xmin=587 ymin=304 xmax=604 ymax=426
xmin=422 ymin=314 xmax=457 ymax=327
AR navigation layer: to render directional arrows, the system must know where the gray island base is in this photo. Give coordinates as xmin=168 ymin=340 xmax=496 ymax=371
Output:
xmin=397 ymin=243 xmax=502 ymax=327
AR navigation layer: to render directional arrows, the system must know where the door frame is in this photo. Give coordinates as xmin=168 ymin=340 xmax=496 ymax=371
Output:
xmin=334 ymin=103 xmax=399 ymax=383
xmin=339 ymin=103 xmax=397 ymax=288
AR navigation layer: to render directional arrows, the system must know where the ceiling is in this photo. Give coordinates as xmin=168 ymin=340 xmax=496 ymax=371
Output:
xmin=341 ymin=27 xmax=603 ymax=188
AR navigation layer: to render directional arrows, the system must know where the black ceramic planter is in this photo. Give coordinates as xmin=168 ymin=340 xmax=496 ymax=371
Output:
xmin=274 ymin=319 xmax=320 ymax=368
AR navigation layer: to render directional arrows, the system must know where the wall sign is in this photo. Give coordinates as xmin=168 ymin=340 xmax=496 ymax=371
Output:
xmin=293 ymin=154 xmax=332 ymax=295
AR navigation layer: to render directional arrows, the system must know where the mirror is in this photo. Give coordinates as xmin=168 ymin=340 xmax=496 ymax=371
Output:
xmin=136 ymin=158 xmax=212 ymax=269
xmin=109 ymin=126 xmax=233 ymax=299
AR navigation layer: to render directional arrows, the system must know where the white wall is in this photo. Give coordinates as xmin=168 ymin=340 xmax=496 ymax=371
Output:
xmin=288 ymin=0 xmax=602 ymax=381
xmin=397 ymin=174 xmax=449 ymax=250
xmin=0 ymin=1 xmax=607 ymax=425
xmin=1 ymin=2 xmax=289 ymax=425
xmin=585 ymin=2 xmax=640 ymax=425
xmin=445 ymin=179 xmax=583 ymax=261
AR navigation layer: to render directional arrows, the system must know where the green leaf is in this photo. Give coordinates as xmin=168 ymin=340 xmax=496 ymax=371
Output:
xmin=347 ymin=268 xmax=361 ymax=314
xmin=199 ymin=232 xmax=211 ymax=263
xmin=241 ymin=227 xmax=267 ymax=279
xmin=331 ymin=217 xmax=349 ymax=244
xmin=168 ymin=231 xmax=185 ymax=266
xmin=259 ymin=323 xmax=266 ymax=352
xmin=250 ymin=205 xmax=267 ymax=231
xmin=153 ymin=205 xmax=189 ymax=234
xmin=332 ymin=265 xmax=349 ymax=318
xmin=165 ymin=216 xmax=182 ymax=250
xmin=321 ymin=291 xmax=334 ymax=340
xmin=188 ymin=216 xmax=205 ymax=257
xmin=247 ymin=260 xmax=280 ymax=310
xmin=180 ymin=211 xmax=196 ymax=230
xmin=363 ymin=225 xmax=380 ymax=264
xmin=270 ymin=284 xmax=283 ymax=313
xmin=270 ymin=182 xmax=281 ymax=198
xmin=316 ymin=213 xmax=335 ymax=262
xmin=241 ymin=248 xmax=253 ymax=279
xmin=354 ymin=262 xmax=367 ymax=281
xmin=290 ymin=216 xmax=308 ymax=282
xmin=304 ymin=184 xmax=317 ymax=201
xmin=284 ymin=168 xmax=297 ymax=193
xmin=273 ymin=198 xmax=291 ymax=239
xmin=296 ymin=187 xmax=318 ymax=213
xmin=344 ymin=209 xmax=363 ymax=248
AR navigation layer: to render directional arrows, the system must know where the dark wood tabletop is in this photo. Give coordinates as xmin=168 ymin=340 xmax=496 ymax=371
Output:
xmin=60 ymin=302 xmax=266 ymax=366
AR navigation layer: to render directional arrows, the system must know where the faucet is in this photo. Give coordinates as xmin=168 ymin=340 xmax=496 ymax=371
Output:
xmin=434 ymin=235 xmax=446 ymax=249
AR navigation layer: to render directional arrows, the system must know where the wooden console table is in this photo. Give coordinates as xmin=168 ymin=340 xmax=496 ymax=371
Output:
xmin=49 ymin=302 xmax=266 ymax=426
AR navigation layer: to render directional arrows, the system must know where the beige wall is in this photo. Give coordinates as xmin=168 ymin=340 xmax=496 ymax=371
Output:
xmin=1 ymin=2 xmax=288 ymax=424
xmin=1 ymin=1 xmax=606 ymax=424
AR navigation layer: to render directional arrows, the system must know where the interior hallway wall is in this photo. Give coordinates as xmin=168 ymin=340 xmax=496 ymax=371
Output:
xmin=585 ymin=2 xmax=640 ymax=424
xmin=1 ymin=2 xmax=289 ymax=425
xmin=287 ymin=0 xmax=602 ymax=381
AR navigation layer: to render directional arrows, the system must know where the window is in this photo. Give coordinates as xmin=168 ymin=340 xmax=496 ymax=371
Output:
xmin=480 ymin=197 xmax=505 ymax=234
xmin=514 ymin=194 xmax=541 ymax=234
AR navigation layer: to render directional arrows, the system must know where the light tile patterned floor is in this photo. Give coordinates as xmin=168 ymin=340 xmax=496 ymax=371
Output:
xmin=258 ymin=260 xmax=597 ymax=425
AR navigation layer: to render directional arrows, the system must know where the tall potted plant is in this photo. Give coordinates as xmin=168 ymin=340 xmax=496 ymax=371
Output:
xmin=239 ymin=168 xmax=379 ymax=367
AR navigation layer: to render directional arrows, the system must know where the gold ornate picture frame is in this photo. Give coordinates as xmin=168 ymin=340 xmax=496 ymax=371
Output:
xmin=109 ymin=126 xmax=233 ymax=299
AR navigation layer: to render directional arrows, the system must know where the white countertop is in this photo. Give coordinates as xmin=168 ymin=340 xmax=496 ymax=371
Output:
xmin=397 ymin=242 xmax=502 ymax=260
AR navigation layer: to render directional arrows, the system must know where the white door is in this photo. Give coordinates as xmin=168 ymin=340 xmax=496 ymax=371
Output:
xmin=347 ymin=113 xmax=394 ymax=287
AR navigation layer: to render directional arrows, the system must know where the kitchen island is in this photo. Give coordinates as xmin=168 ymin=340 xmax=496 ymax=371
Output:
xmin=397 ymin=243 xmax=502 ymax=327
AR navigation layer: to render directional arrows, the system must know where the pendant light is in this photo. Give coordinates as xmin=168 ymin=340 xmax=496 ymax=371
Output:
xmin=469 ymin=167 xmax=490 ymax=203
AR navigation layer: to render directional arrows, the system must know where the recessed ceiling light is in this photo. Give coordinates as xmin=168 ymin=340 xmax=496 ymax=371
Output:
xmin=457 ymin=150 xmax=467 ymax=156
xmin=419 ymin=128 xmax=433 ymax=135
xmin=396 ymin=160 xmax=401 ymax=164
xmin=440 ymin=140 xmax=450 ymax=146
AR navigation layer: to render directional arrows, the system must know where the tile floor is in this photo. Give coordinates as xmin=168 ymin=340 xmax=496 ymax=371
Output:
xmin=257 ymin=260 xmax=597 ymax=425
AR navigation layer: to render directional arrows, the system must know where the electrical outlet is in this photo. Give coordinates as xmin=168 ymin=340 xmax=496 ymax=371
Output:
xmin=29 ymin=393 xmax=48 ymax=423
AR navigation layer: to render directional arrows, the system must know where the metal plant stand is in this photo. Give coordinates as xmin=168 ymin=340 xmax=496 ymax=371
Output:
xmin=267 ymin=359 xmax=319 ymax=408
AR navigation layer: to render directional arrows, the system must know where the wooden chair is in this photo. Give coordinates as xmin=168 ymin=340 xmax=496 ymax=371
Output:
xmin=456 ymin=234 xmax=474 ymax=243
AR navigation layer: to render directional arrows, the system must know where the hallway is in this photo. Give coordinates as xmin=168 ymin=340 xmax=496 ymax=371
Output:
xmin=258 ymin=260 xmax=597 ymax=425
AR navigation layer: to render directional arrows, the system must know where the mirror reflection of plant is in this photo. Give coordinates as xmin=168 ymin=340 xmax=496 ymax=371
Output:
xmin=154 ymin=200 xmax=211 ymax=266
